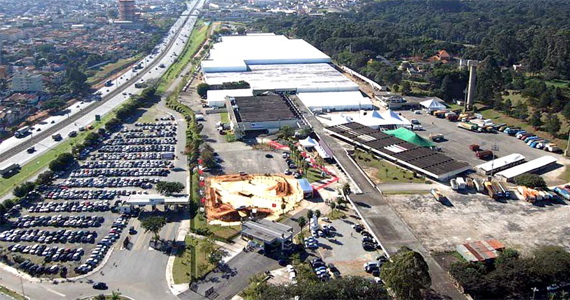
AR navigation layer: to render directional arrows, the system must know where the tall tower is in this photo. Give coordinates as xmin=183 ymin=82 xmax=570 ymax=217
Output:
xmin=118 ymin=0 xmax=136 ymax=22
xmin=464 ymin=60 xmax=478 ymax=111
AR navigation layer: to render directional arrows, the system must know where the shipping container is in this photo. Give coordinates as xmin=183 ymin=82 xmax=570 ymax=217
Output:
xmin=476 ymin=150 xmax=493 ymax=159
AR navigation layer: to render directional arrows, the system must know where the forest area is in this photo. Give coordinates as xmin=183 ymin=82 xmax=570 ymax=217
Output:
xmin=252 ymin=0 xmax=570 ymax=140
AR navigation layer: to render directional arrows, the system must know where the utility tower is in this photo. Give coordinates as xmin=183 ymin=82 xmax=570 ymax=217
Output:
xmin=464 ymin=60 xmax=478 ymax=112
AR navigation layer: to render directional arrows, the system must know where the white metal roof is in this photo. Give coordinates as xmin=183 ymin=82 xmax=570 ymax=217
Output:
xmin=496 ymin=156 xmax=557 ymax=179
xmin=297 ymin=90 xmax=373 ymax=110
xmin=328 ymin=109 xmax=412 ymax=127
xmin=204 ymin=64 xmax=359 ymax=92
xmin=476 ymin=153 xmax=526 ymax=172
xmin=206 ymin=88 xmax=253 ymax=106
xmin=203 ymin=35 xmax=331 ymax=71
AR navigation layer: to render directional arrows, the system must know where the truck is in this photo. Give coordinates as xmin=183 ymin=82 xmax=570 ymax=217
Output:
xmin=469 ymin=144 xmax=480 ymax=151
xmin=446 ymin=114 xmax=458 ymax=122
xmin=134 ymin=82 xmax=146 ymax=89
xmin=476 ymin=150 xmax=493 ymax=159
xmin=456 ymin=177 xmax=467 ymax=190
xmin=553 ymin=187 xmax=570 ymax=200
xmin=0 ymin=163 xmax=20 ymax=178
xmin=457 ymin=122 xmax=478 ymax=131
xmin=430 ymin=188 xmax=445 ymax=203
xmin=429 ymin=134 xmax=444 ymax=142
xmin=434 ymin=110 xmax=447 ymax=118
xmin=14 ymin=126 xmax=30 ymax=138
xmin=544 ymin=143 xmax=560 ymax=152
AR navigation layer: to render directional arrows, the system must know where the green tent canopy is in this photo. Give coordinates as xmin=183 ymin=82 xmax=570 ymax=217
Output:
xmin=384 ymin=127 xmax=435 ymax=147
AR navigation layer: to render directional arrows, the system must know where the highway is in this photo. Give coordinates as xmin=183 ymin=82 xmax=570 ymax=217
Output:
xmin=0 ymin=0 xmax=202 ymax=170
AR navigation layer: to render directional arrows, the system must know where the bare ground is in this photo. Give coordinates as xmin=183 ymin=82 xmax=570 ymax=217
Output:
xmin=385 ymin=191 xmax=570 ymax=255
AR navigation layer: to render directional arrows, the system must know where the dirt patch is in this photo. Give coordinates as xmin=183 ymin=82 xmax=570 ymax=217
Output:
xmin=385 ymin=192 xmax=570 ymax=255
xmin=205 ymin=174 xmax=304 ymax=223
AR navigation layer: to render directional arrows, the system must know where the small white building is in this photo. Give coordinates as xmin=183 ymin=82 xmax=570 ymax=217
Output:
xmin=297 ymin=91 xmax=374 ymax=111
xmin=11 ymin=70 xmax=43 ymax=92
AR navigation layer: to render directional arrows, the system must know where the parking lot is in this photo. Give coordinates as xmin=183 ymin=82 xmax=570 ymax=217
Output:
xmin=385 ymin=190 xmax=570 ymax=254
xmin=198 ymin=111 xmax=289 ymax=176
xmin=0 ymin=117 xmax=187 ymax=278
xmin=307 ymin=216 xmax=385 ymax=279
xmin=398 ymin=110 xmax=569 ymax=183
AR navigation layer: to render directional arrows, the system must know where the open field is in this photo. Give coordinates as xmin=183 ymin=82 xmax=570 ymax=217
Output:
xmin=385 ymin=191 xmax=570 ymax=254
xmin=157 ymin=21 xmax=209 ymax=93
xmin=87 ymin=54 xmax=143 ymax=86
xmin=354 ymin=150 xmax=424 ymax=184
xmin=0 ymin=113 xmax=114 ymax=198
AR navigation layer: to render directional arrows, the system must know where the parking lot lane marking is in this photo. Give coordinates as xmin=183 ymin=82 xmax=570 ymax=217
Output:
xmin=43 ymin=287 xmax=66 ymax=297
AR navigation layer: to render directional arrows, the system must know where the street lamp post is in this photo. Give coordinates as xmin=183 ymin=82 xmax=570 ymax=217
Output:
xmin=531 ymin=287 xmax=538 ymax=300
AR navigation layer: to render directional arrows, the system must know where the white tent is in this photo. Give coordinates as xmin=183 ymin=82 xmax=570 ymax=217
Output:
xmin=300 ymin=136 xmax=318 ymax=148
xmin=420 ymin=99 xmax=446 ymax=112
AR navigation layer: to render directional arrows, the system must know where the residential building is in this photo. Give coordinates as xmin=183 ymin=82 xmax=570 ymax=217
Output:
xmin=11 ymin=70 xmax=43 ymax=92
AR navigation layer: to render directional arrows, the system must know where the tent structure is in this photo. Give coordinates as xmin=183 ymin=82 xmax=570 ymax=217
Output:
xmin=299 ymin=136 xmax=318 ymax=148
xmin=330 ymin=109 xmax=411 ymax=129
xmin=384 ymin=127 xmax=435 ymax=147
xmin=420 ymin=99 xmax=446 ymax=112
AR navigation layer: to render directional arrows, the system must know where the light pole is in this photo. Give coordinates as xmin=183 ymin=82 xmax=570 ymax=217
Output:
xmin=531 ymin=287 xmax=538 ymax=300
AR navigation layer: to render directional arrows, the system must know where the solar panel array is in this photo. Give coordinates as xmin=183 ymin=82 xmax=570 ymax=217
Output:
xmin=327 ymin=123 xmax=469 ymax=177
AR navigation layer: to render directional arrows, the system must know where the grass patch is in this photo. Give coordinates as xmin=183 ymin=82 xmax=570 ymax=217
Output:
xmin=0 ymin=284 xmax=25 ymax=300
xmin=305 ymin=168 xmax=327 ymax=183
xmin=327 ymin=209 xmax=346 ymax=220
xmin=220 ymin=112 xmax=229 ymax=123
xmin=172 ymin=235 xmax=196 ymax=284
xmin=354 ymin=151 xmax=424 ymax=184
xmin=87 ymin=54 xmax=143 ymax=86
xmin=157 ymin=20 xmax=210 ymax=93
xmin=0 ymin=113 xmax=113 ymax=198
xmin=206 ymin=224 xmax=241 ymax=241
xmin=545 ymin=79 xmax=570 ymax=88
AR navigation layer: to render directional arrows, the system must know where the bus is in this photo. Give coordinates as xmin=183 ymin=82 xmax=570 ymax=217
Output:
xmin=14 ymin=126 xmax=30 ymax=138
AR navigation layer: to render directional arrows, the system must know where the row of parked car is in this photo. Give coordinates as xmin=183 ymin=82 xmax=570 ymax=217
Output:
xmin=121 ymin=131 xmax=176 ymax=138
xmin=1 ymin=229 xmax=97 ymax=244
xmin=9 ymin=244 xmax=84 ymax=262
xmin=57 ymin=178 xmax=156 ymax=189
xmin=105 ymin=137 xmax=177 ymax=146
xmin=80 ymin=160 xmax=173 ymax=169
xmin=310 ymin=258 xmax=332 ymax=281
xmin=99 ymin=145 xmax=175 ymax=153
xmin=90 ymin=152 xmax=167 ymax=160
xmin=352 ymin=224 xmax=381 ymax=251
xmin=12 ymin=215 xmax=104 ymax=228
xmin=41 ymin=188 xmax=123 ymax=200
xmin=134 ymin=121 xmax=176 ymax=128
xmin=28 ymin=201 xmax=110 ymax=213
xmin=17 ymin=260 xmax=64 ymax=277
xmin=71 ymin=168 xmax=170 ymax=178
xmin=75 ymin=215 xmax=129 ymax=275
xmin=501 ymin=127 xmax=560 ymax=152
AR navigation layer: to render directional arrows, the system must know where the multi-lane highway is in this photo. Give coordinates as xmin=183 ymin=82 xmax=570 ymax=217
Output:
xmin=0 ymin=0 xmax=202 ymax=170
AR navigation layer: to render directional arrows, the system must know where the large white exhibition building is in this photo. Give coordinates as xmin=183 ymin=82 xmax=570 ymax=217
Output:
xmin=201 ymin=33 xmax=374 ymax=110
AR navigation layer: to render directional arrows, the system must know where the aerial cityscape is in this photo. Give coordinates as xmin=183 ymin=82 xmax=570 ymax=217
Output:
xmin=0 ymin=0 xmax=569 ymax=299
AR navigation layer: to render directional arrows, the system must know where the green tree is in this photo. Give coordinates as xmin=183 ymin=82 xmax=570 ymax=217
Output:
xmin=562 ymin=102 xmax=570 ymax=119
xmin=314 ymin=209 xmax=321 ymax=219
xmin=531 ymin=246 xmax=570 ymax=284
xmin=475 ymin=56 xmax=503 ymax=105
xmin=140 ymin=216 xmax=167 ymax=241
xmin=381 ymin=246 xmax=431 ymax=300
xmin=197 ymin=83 xmax=210 ymax=97
xmin=236 ymin=26 xmax=246 ymax=35
xmin=330 ymin=202 xmax=337 ymax=210
xmin=545 ymin=114 xmax=561 ymax=136
xmin=306 ymin=209 xmax=314 ymax=220
xmin=35 ymin=170 xmax=54 ymax=186
xmin=401 ymin=81 xmax=411 ymax=95
xmin=503 ymin=98 xmax=513 ymax=114
xmin=156 ymin=181 xmax=185 ymax=195
xmin=342 ymin=183 xmax=351 ymax=195
xmin=111 ymin=291 xmax=121 ymax=300
xmin=297 ymin=216 xmax=307 ymax=228
xmin=277 ymin=125 xmax=295 ymax=139
xmin=107 ymin=9 xmax=118 ymax=19
xmin=41 ymin=98 xmax=67 ymax=114
xmin=105 ymin=117 xmax=122 ymax=131
xmin=514 ymin=173 xmax=546 ymax=188
xmin=13 ymin=181 xmax=35 ymax=198
xmin=529 ymin=111 xmax=543 ymax=128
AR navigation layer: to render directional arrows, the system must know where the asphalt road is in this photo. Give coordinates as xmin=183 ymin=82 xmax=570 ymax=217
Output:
xmin=0 ymin=0 xmax=203 ymax=170
xmin=291 ymin=95 xmax=468 ymax=300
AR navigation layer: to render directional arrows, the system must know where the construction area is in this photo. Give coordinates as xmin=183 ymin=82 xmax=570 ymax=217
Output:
xmin=204 ymin=174 xmax=305 ymax=224
xmin=384 ymin=191 xmax=570 ymax=255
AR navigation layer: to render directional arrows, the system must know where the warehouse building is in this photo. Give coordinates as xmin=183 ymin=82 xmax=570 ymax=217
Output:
xmin=201 ymin=34 xmax=369 ymax=111
xmin=496 ymin=156 xmax=557 ymax=182
xmin=326 ymin=122 xmax=470 ymax=180
xmin=475 ymin=153 xmax=526 ymax=175
xmin=206 ymin=89 xmax=253 ymax=107
xmin=226 ymin=94 xmax=300 ymax=138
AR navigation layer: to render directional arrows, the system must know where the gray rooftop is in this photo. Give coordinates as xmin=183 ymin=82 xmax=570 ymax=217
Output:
xmin=241 ymin=219 xmax=293 ymax=244
xmin=232 ymin=95 xmax=297 ymax=123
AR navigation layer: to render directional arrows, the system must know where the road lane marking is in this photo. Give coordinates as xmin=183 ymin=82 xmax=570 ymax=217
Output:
xmin=43 ymin=287 xmax=66 ymax=297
